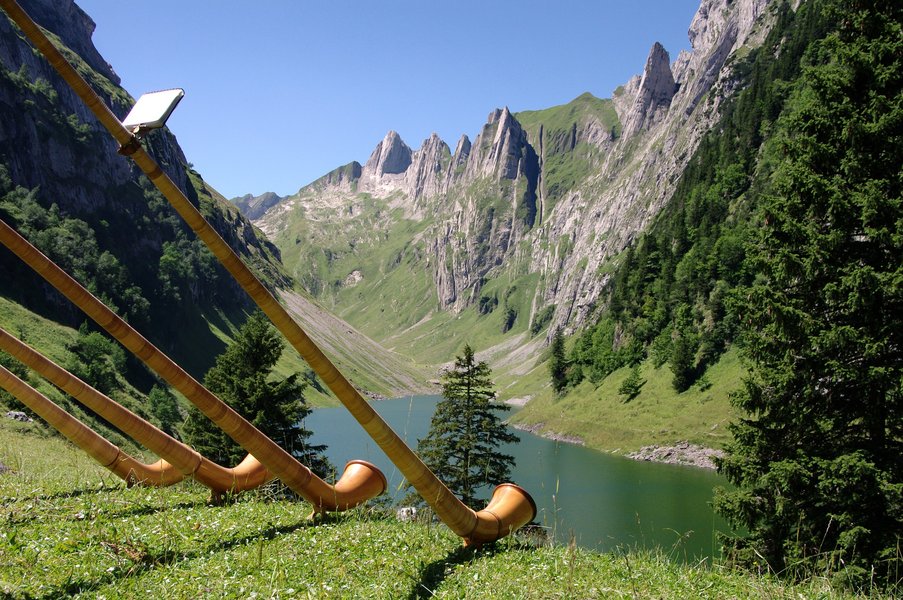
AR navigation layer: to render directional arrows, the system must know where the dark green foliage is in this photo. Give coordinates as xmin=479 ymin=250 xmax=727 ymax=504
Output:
xmin=618 ymin=364 xmax=645 ymax=402
xmin=478 ymin=294 xmax=498 ymax=315
xmin=501 ymin=307 xmax=517 ymax=333
xmin=146 ymin=384 xmax=183 ymax=438
xmin=529 ymin=304 xmax=555 ymax=336
xmin=183 ymin=312 xmax=331 ymax=477
xmin=670 ymin=328 xmax=698 ymax=393
xmin=65 ymin=322 xmax=126 ymax=395
xmin=414 ymin=344 xmax=518 ymax=506
xmin=0 ymin=178 xmax=151 ymax=328
xmin=565 ymin=0 xmax=825 ymax=393
xmin=549 ymin=328 xmax=568 ymax=394
xmin=715 ymin=0 xmax=903 ymax=586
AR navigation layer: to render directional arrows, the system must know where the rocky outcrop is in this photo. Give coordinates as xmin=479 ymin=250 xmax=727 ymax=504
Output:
xmin=628 ymin=441 xmax=724 ymax=470
xmin=257 ymin=0 xmax=782 ymax=360
xmin=466 ymin=107 xmax=529 ymax=181
xmin=364 ymin=130 xmax=412 ymax=176
xmin=621 ymin=43 xmax=676 ymax=136
xmin=405 ymin=133 xmax=450 ymax=202
xmin=231 ymin=191 xmax=284 ymax=220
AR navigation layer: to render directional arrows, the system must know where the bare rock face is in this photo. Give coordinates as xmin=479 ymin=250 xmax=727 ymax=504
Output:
xmin=405 ymin=133 xmax=450 ymax=202
xmin=258 ymin=0 xmax=783 ymax=355
xmin=465 ymin=107 xmax=532 ymax=181
xmin=15 ymin=0 xmax=119 ymax=84
xmin=364 ymin=130 xmax=413 ymax=176
xmin=621 ymin=42 xmax=676 ymax=136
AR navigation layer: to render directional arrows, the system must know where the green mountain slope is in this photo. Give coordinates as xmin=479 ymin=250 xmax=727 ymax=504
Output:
xmin=514 ymin=0 xmax=835 ymax=450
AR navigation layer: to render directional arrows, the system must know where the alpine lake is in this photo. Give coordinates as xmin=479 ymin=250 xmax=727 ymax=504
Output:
xmin=306 ymin=395 xmax=732 ymax=560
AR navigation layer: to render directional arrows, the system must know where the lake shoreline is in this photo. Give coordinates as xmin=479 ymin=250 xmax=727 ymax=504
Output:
xmin=627 ymin=441 xmax=723 ymax=470
xmin=510 ymin=422 xmax=721 ymax=470
xmin=509 ymin=422 xmax=586 ymax=446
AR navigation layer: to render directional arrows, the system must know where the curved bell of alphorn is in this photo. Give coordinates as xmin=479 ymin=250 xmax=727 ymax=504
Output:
xmin=0 ymin=0 xmax=531 ymax=543
xmin=0 ymin=325 xmax=269 ymax=494
xmin=0 ymin=363 xmax=184 ymax=487
xmin=0 ymin=289 xmax=385 ymax=507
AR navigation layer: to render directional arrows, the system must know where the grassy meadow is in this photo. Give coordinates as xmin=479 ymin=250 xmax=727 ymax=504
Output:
xmin=0 ymin=422 xmax=880 ymax=598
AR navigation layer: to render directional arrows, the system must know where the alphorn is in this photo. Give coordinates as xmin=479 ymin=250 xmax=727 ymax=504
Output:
xmin=0 ymin=218 xmax=386 ymax=511
xmin=0 ymin=363 xmax=184 ymax=486
xmin=0 ymin=328 xmax=382 ymax=504
xmin=0 ymin=0 xmax=535 ymax=543
xmin=0 ymin=325 xmax=266 ymax=494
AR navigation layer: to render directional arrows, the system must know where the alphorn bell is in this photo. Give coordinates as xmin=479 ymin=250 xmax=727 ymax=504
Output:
xmin=0 ymin=218 xmax=386 ymax=511
xmin=0 ymin=363 xmax=184 ymax=486
xmin=0 ymin=0 xmax=535 ymax=543
xmin=0 ymin=325 xmax=266 ymax=494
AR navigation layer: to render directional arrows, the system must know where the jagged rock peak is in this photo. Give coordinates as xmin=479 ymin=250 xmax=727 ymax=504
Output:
xmin=622 ymin=42 xmax=676 ymax=136
xmin=643 ymin=43 xmax=676 ymax=105
xmin=231 ymin=191 xmax=283 ymax=220
xmin=453 ymin=134 xmax=472 ymax=163
xmin=418 ymin=132 xmax=447 ymax=152
xmin=364 ymin=130 xmax=412 ymax=175
xmin=407 ymin=134 xmax=451 ymax=200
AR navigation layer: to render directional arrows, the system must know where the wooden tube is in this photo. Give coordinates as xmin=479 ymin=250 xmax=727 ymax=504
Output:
xmin=0 ymin=218 xmax=385 ymax=508
xmin=0 ymin=326 xmax=273 ymax=493
xmin=0 ymin=0 xmax=531 ymax=542
xmin=0 ymin=363 xmax=183 ymax=486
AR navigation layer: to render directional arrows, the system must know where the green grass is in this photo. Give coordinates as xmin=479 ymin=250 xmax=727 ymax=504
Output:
xmin=0 ymin=423 xmax=874 ymax=598
xmin=0 ymin=296 xmax=77 ymax=365
xmin=511 ymin=349 xmax=744 ymax=453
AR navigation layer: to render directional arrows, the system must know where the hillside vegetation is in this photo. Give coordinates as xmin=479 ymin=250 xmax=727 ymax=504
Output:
xmin=0 ymin=423 xmax=868 ymax=599
xmin=512 ymin=0 xmax=827 ymax=449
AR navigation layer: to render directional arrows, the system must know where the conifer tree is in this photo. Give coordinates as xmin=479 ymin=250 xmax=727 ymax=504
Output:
xmin=414 ymin=345 xmax=518 ymax=506
xmin=715 ymin=0 xmax=902 ymax=585
xmin=184 ymin=311 xmax=331 ymax=477
xmin=549 ymin=328 xmax=568 ymax=393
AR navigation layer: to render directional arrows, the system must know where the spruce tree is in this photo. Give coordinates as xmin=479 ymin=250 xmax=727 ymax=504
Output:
xmin=415 ymin=345 xmax=518 ymax=506
xmin=549 ymin=328 xmax=568 ymax=393
xmin=184 ymin=311 xmax=332 ymax=477
xmin=715 ymin=0 xmax=902 ymax=585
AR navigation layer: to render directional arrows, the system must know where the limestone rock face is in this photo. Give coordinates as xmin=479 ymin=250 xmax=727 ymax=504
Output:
xmin=364 ymin=130 xmax=412 ymax=176
xmin=405 ymin=133 xmax=450 ymax=202
xmin=257 ymin=0 xmax=783 ymax=356
xmin=621 ymin=42 xmax=676 ymax=136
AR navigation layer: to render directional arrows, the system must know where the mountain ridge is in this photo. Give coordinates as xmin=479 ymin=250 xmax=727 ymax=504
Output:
xmin=250 ymin=0 xmax=776 ymax=375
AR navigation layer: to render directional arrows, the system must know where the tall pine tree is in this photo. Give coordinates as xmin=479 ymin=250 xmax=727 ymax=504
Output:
xmin=184 ymin=311 xmax=332 ymax=478
xmin=414 ymin=345 xmax=518 ymax=506
xmin=715 ymin=0 xmax=902 ymax=586
xmin=549 ymin=328 xmax=568 ymax=393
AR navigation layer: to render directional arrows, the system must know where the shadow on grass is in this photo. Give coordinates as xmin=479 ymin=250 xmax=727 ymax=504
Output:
xmin=406 ymin=540 xmax=536 ymax=599
xmin=3 ymin=494 xmax=207 ymax=526
xmin=24 ymin=518 xmax=318 ymax=600
xmin=0 ymin=483 xmax=122 ymax=507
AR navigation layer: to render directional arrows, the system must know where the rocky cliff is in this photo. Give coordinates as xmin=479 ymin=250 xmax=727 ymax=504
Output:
xmin=254 ymin=0 xmax=779 ymax=365
xmin=0 ymin=0 xmax=287 ymax=358
xmin=231 ymin=191 xmax=284 ymax=221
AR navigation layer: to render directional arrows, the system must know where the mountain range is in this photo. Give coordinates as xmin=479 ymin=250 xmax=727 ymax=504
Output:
xmin=242 ymin=0 xmax=775 ymax=380
xmin=1 ymin=0 xmax=787 ymax=439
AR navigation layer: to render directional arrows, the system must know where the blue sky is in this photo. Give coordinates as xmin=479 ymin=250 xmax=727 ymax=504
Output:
xmin=76 ymin=1 xmax=700 ymax=199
